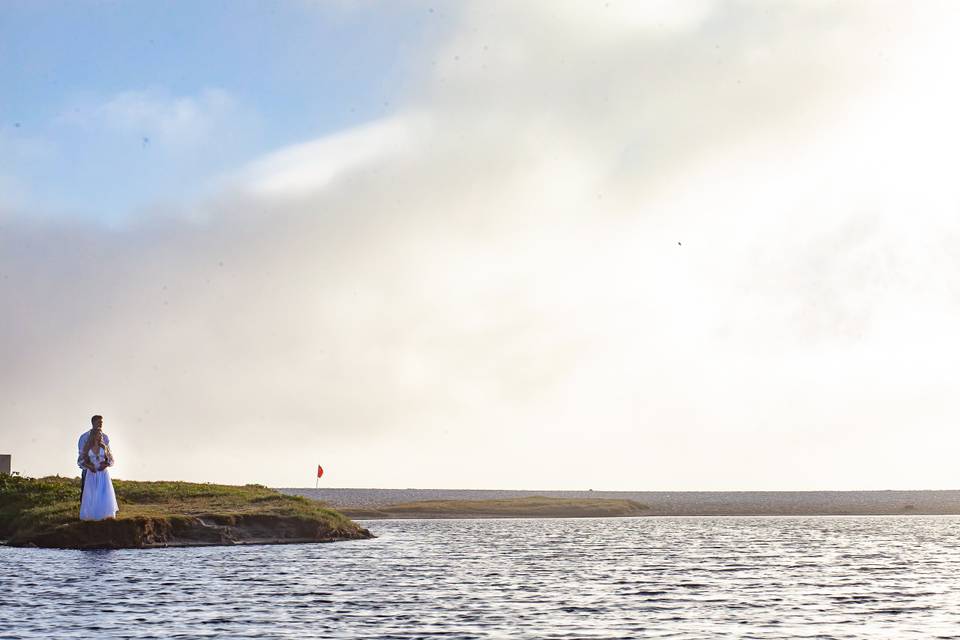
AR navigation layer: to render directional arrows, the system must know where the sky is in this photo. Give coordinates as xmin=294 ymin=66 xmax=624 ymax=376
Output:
xmin=2 ymin=1 xmax=960 ymax=490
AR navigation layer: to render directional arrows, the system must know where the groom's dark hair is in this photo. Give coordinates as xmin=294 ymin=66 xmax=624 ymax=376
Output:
xmin=91 ymin=415 xmax=103 ymax=425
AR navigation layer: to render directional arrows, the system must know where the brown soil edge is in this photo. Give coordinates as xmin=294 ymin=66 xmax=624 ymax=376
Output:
xmin=6 ymin=513 xmax=374 ymax=550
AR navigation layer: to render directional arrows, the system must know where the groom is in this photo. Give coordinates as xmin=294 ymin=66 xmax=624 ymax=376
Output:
xmin=77 ymin=415 xmax=110 ymax=505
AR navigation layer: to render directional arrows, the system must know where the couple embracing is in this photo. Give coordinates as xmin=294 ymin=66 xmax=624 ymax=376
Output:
xmin=77 ymin=414 xmax=119 ymax=521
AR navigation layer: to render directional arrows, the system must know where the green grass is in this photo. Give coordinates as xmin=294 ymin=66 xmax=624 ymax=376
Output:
xmin=342 ymin=495 xmax=650 ymax=519
xmin=0 ymin=475 xmax=356 ymax=543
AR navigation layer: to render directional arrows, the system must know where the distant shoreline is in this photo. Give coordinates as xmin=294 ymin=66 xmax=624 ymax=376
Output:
xmin=279 ymin=488 xmax=960 ymax=518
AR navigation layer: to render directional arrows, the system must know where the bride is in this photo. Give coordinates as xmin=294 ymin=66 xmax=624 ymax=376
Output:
xmin=79 ymin=430 xmax=119 ymax=521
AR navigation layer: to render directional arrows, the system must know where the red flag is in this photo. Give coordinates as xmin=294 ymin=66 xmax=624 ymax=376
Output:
xmin=317 ymin=465 xmax=324 ymax=479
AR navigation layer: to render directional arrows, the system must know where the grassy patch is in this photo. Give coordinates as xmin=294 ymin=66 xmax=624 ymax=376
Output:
xmin=0 ymin=475 xmax=80 ymax=540
xmin=0 ymin=475 xmax=356 ymax=544
xmin=342 ymin=496 xmax=650 ymax=519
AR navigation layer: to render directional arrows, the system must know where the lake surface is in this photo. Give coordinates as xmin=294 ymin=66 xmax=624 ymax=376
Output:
xmin=4 ymin=516 xmax=960 ymax=638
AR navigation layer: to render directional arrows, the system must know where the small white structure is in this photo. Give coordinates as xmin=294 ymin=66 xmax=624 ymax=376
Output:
xmin=0 ymin=454 xmax=10 ymax=475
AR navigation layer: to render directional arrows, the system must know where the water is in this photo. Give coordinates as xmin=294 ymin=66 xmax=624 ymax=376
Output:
xmin=4 ymin=516 xmax=960 ymax=638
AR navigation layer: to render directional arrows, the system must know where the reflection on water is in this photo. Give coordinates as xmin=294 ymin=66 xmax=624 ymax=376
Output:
xmin=3 ymin=516 xmax=960 ymax=638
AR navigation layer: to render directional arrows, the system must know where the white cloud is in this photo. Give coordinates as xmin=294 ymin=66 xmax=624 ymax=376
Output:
xmin=546 ymin=0 xmax=716 ymax=36
xmin=232 ymin=113 xmax=428 ymax=199
xmin=58 ymin=87 xmax=241 ymax=148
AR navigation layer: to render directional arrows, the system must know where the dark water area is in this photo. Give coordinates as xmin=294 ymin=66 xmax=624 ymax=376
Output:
xmin=4 ymin=516 xmax=960 ymax=638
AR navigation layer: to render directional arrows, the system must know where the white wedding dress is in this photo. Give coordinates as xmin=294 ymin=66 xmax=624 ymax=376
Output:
xmin=80 ymin=448 xmax=119 ymax=521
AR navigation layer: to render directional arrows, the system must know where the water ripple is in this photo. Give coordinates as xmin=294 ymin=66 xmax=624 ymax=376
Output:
xmin=3 ymin=516 xmax=960 ymax=638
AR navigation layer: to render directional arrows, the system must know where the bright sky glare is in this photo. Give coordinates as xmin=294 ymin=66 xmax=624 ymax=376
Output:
xmin=2 ymin=1 xmax=960 ymax=490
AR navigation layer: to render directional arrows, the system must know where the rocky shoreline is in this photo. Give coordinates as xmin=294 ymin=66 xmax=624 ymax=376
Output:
xmin=10 ymin=513 xmax=373 ymax=549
